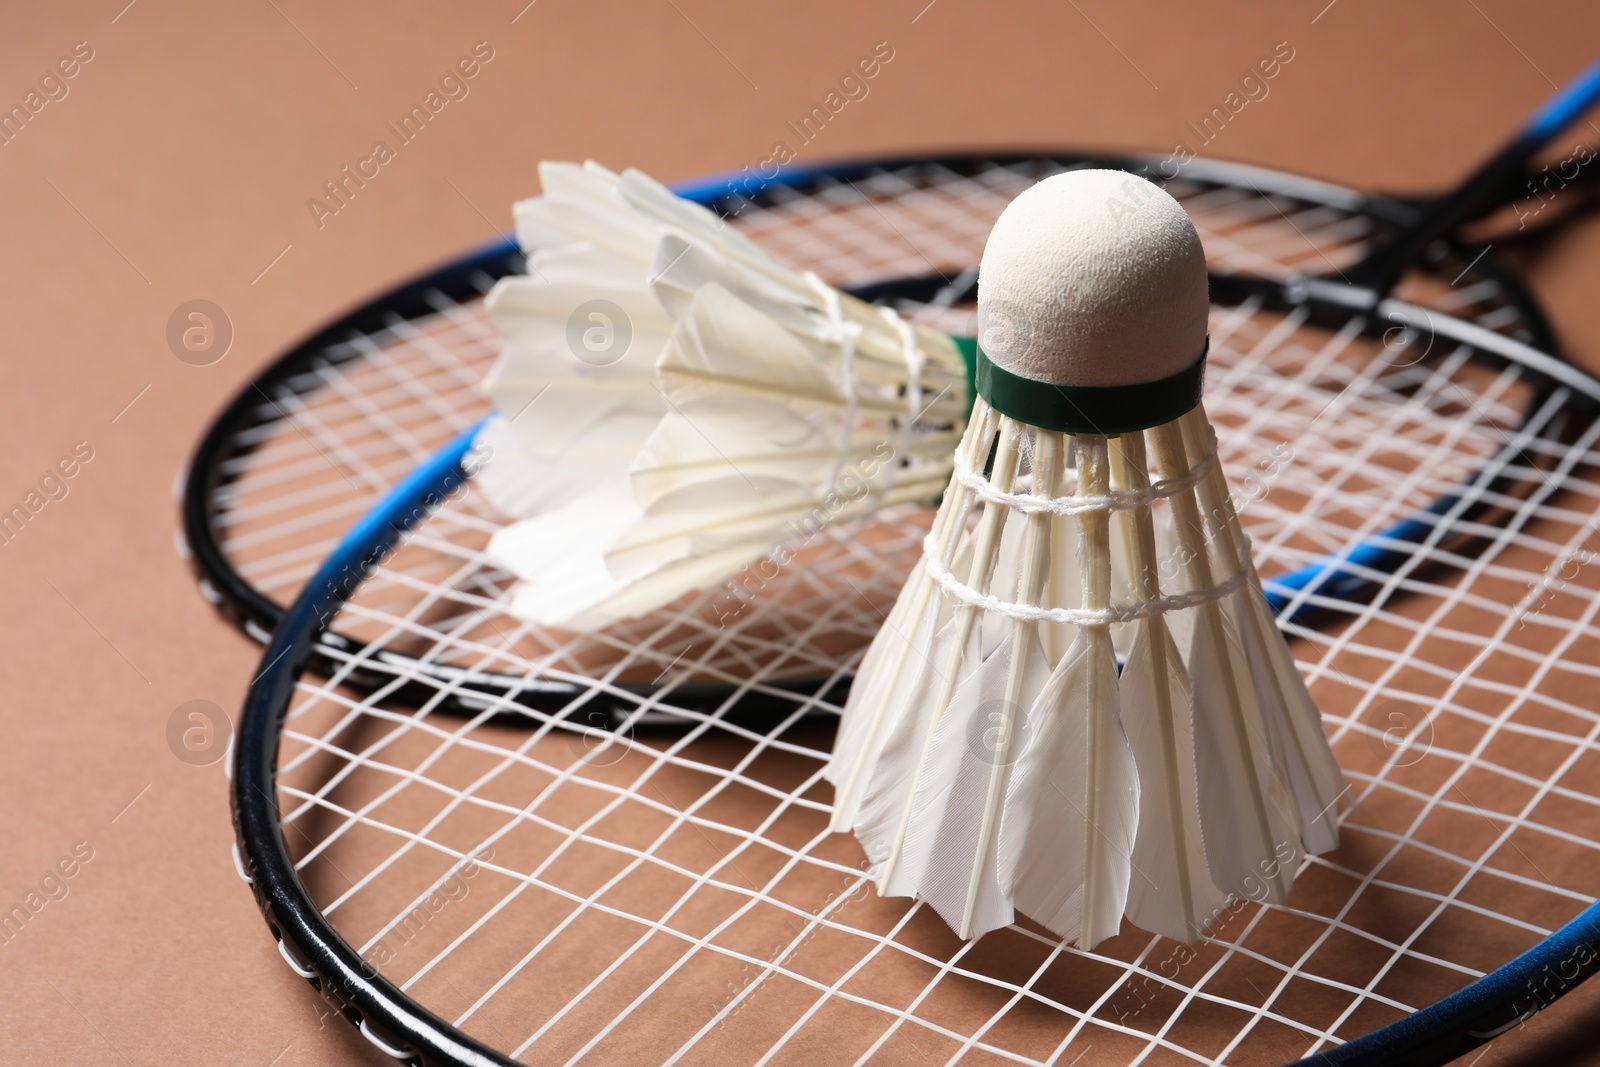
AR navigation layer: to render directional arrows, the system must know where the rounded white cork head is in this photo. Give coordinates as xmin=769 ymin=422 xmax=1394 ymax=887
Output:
xmin=976 ymin=170 xmax=1209 ymax=388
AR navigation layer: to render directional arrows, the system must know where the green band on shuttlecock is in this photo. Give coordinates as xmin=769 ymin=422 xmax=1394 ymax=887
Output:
xmin=974 ymin=340 xmax=1208 ymax=435
xmin=950 ymin=334 xmax=980 ymax=422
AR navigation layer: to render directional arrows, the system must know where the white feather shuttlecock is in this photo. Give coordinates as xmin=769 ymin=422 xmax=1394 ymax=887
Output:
xmin=476 ymin=161 xmax=972 ymax=630
xmin=825 ymin=169 xmax=1345 ymax=946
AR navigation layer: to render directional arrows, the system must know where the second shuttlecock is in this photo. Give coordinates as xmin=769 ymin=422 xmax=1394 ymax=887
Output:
xmin=826 ymin=169 xmax=1345 ymax=947
xmin=476 ymin=162 xmax=971 ymax=631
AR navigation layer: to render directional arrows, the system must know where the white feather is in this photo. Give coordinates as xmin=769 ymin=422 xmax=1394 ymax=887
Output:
xmin=826 ymin=560 xmax=946 ymax=828
xmin=1153 ymin=420 xmax=1306 ymax=904
xmin=654 ymin=286 xmax=848 ymax=409
xmin=1176 ymin=409 xmax=1345 ymax=855
xmin=478 ymin=276 xmax=671 ymax=520
xmin=1107 ymin=432 xmax=1227 ymax=942
xmin=891 ymin=629 xmax=1041 ymax=937
xmin=617 ymin=167 xmax=779 ymax=269
xmin=510 ymin=542 xmax=769 ymax=631
xmin=514 ymin=161 xmax=658 ymax=263
xmin=1228 ymin=583 xmax=1345 ymax=855
xmin=852 ymin=617 xmax=977 ymax=879
xmin=938 ymin=432 xmax=1066 ymax=940
xmin=1187 ymin=605 xmax=1302 ymax=903
xmin=861 ymin=424 xmax=1021 ymax=927
xmin=478 ymin=162 xmax=673 ymax=523
xmin=525 ymin=241 xmax=641 ymax=288
xmin=471 ymin=417 xmax=552 ymax=524
xmin=828 ymin=407 xmax=999 ymax=829
xmin=489 ymin=483 xmax=642 ymax=622
xmin=1007 ymin=435 xmax=1137 ymax=947
xmin=647 ymin=235 xmax=814 ymax=334
xmin=1000 ymin=626 xmax=1136 ymax=947
xmin=1117 ymin=622 xmax=1227 ymax=941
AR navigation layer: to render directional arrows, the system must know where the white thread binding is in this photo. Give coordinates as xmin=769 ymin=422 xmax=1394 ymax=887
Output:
xmin=951 ymin=435 xmax=1217 ymax=516
xmin=871 ymin=305 xmax=925 ymax=510
xmin=922 ymin=535 xmax=1249 ymax=624
xmin=884 ymin=305 xmax=925 ymax=432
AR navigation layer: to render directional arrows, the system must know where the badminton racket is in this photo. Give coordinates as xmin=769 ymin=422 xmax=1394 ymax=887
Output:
xmin=225 ymin=59 xmax=1600 ymax=1066
xmin=184 ymin=72 xmax=1600 ymax=713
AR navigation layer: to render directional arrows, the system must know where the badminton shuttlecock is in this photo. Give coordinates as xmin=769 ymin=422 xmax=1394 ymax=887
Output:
xmin=476 ymin=162 xmax=972 ymax=630
xmin=826 ymin=170 xmax=1344 ymax=946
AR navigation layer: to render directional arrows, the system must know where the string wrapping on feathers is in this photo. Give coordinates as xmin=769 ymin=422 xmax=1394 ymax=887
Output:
xmin=826 ymin=169 xmax=1345 ymax=946
xmin=475 ymin=161 xmax=973 ymax=631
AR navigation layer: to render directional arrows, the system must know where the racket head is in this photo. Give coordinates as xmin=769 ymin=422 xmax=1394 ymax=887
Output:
xmin=182 ymin=150 xmax=1560 ymax=713
xmin=224 ymin=157 xmax=1600 ymax=1065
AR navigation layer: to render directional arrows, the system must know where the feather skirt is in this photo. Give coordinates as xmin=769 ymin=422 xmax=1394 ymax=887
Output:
xmin=825 ymin=400 xmax=1345 ymax=945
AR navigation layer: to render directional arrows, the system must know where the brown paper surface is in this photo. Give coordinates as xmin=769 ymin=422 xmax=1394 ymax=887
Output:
xmin=3 ymin=1 xmax=1600 ymax=1063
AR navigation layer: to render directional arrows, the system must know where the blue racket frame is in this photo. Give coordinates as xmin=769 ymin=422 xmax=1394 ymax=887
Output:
xmin=237 ymin=413 xmax=1600 ymax=1067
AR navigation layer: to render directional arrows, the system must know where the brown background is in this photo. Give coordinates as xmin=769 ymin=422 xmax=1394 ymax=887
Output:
xmin=3 ymin=1 xmax=1600 ymax=1063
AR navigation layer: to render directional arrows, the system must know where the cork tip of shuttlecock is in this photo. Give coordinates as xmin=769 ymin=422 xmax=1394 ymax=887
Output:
xmin=976 ymin=170 xmax=1209 ymax=388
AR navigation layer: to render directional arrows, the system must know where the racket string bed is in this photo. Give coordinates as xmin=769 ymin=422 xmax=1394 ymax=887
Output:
xmin=222 ymin=278 xmax=506 ymax=597
xmin=265 ymin=598 xmax=1600 ymax=1062
xmin=265 ymin=378 xmax=1600 ymax=1063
